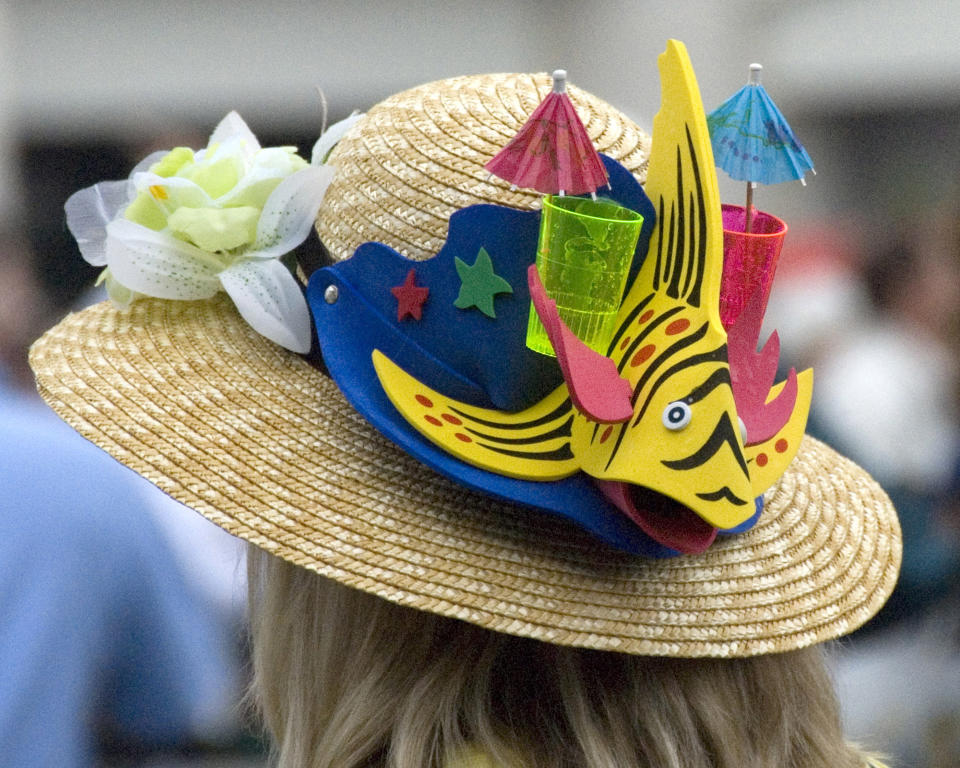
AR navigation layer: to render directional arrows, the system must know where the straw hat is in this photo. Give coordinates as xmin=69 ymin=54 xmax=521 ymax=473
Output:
xmin=29 ymin=71 xmax=899 ymax=658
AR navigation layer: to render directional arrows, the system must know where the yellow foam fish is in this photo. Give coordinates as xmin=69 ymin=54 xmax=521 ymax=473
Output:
xmin=373 ymin=41 xmax=811 ymax=546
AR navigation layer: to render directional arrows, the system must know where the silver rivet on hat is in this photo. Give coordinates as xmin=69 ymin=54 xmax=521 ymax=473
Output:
xmin=324 ymin=284 xmax=339 ymax=304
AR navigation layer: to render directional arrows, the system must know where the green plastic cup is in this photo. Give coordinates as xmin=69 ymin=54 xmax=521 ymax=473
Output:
xmin=526 ymin=195 xmax=644 ymax=357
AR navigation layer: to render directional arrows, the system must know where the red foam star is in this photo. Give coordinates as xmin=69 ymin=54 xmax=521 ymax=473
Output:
xmin=391 ymin=268 xmax=430 ymax=321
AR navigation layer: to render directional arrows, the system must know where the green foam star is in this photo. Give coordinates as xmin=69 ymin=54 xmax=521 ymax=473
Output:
xmin=453 ymin=247 xmax=513 ymax=318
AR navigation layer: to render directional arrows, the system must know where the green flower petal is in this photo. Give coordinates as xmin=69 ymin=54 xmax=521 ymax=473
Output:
xmin=167 ymin=205 xmax=260 ymax=252
xmin=181 ymin=156 xmax=241 ymax=198
xmin=149 ymin=147 xmax=194 ymax=178
xmin=226 ymin=176 xmax=284 ymax=210
xmin=101 ymin=268 xmax=138 ymax=308
xmin=124 ymin=191 xmax=168 ymax=231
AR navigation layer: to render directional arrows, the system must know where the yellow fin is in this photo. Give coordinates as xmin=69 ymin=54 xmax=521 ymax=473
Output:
xmin=373 ymin=350 xmax=580 ymax=481
xmin=624 ymin=39 xmax=724 ymax=325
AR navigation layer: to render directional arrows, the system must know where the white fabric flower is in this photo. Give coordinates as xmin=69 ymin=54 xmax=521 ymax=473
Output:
xmin=65 ymin=111 xmax=335 ymax=353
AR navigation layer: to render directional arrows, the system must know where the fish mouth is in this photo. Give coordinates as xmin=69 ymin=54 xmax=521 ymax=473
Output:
xmin=596 ymin=481 xmax=718 ymax=555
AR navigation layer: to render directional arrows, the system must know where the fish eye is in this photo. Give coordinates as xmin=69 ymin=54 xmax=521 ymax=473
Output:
xmin=662 ymin=401 xmax=692 ymax=430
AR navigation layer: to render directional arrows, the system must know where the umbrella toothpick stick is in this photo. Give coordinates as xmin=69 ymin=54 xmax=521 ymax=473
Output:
xmin=552 ymin=70 xmax=568 ymax=198
xmin=743 ymin=63 xmax=763 ymax=235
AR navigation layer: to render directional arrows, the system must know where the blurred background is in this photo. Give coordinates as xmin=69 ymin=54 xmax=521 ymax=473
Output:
xmin=1 ymin=1 xmax=958 ymax=766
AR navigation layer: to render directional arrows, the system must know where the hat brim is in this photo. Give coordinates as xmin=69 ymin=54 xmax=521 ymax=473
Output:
xmin=30 ymin=293 xmax=900 ymax=657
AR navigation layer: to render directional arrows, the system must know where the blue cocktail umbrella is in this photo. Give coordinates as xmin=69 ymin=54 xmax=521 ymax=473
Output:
xmin=707 ymin=64 xmax=814 ymax=232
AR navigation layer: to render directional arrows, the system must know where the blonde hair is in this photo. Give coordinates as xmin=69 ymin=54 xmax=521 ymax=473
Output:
xmin=248 ymin=547 xmax=882 ymax=768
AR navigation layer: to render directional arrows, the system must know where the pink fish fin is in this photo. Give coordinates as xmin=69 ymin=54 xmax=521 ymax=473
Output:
xmin=746 ymin=366 xmax=798 ymax=445
xmin=727 ymin=287 xmax=797 ymax=445
xmin=527 ymin=265 xmax=632 ymax=424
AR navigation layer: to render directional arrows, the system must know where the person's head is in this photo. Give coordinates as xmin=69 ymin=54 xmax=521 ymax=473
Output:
xmin=248 ymin=548 xmax=872 ymax=768
xmin=30 ymin=41 xmax=899 ymax=768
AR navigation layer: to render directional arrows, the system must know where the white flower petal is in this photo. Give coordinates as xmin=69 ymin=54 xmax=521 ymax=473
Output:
xmin=65 ymin=181 xmax=131 ymax=266
xmin=251 ymin=165 xmax=334 ymax=258
xmin=311 ymin=111 xmax=363 ymax=165
xmin=251 ymin=146 xmax=304 ymax=170
xmin=219 ymin=259 xmax=311 ymax=353
xmin=129 ymin=150 xmax=171 ymax=178
xmin=208 ymin=111 xmax=260 ymax=161
xmin=105 ymin=218 xmax=224 ymax=300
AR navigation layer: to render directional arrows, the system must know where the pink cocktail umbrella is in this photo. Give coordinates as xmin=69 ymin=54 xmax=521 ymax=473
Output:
xmin=485 ymin=70 xmax=609 ymax=197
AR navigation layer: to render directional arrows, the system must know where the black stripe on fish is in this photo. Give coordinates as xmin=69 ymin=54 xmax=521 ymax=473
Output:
xmin=661 ymin=411 xmax=749 ymax=477
xmin=449 ymin=398 xmax=572 ymax=431
xmin=667 ymin=145 xmax=686 ymax=300
xmin=464 ymin=415 xmax=574 ymax=446
xmin=683 ymin=366 xmax=732 ymax=405
xmin=653 ymin=197 xmax=666 ymax=293
xmin=684 ymin=124 xmax=707 ymax=308
xmin=663 ymin=198 xmax=676 ymax=289
xmin=476 ymin=443 xmax=576 ymax=463
xmin=592 ymin=292 xmax=658 ymax=445
xmin=696 ymin=487 xmax=749 ymax=506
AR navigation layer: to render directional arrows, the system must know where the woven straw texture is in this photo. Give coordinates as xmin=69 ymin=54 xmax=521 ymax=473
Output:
xmin=30 ymin=295 xmax=900 ymax=658
xmin=316 ymin=73 xmax=651 ymax=263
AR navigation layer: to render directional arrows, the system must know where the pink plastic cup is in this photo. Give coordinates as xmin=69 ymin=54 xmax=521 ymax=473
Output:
xmin=719 ymin=204 xmax=787 ymax=329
